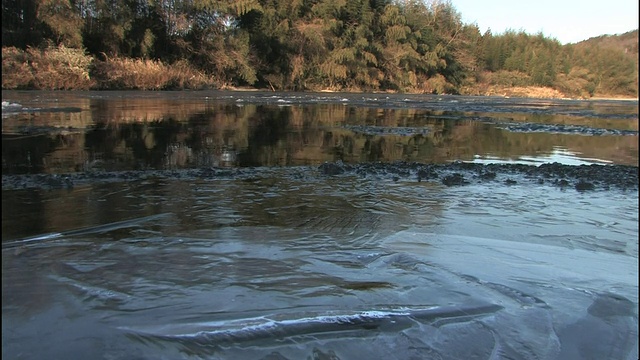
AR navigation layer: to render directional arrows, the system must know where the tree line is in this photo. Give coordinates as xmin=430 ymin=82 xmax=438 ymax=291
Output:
xmin=2 ymin=0 xmax=637 ymax=96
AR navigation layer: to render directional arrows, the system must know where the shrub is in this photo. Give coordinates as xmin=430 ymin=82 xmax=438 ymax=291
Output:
xmin=2 ymin=47 xmax=36 ymax=89
xmin=485 ymin=70 xmax=531 ymax=87
xmin=425 ymin=74 xmax=455 ymax=94
xmin=3 ymin=46 xmax=219 ymax=90
xmin=2 ymin=45 xmax=94 ymax=90
xmin=91 ymin=57 xmax=217 ymax=90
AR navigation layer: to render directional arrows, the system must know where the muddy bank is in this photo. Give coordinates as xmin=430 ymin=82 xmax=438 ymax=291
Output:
xmin=2 ymin=162 xmax=637 ymax=192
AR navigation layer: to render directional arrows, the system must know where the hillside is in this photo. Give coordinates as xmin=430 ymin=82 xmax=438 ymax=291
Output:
xmin=1 ymin=0 xmax=638 ymax=98
xmin=466 ymin=29 xmax=639 ymax=99
xmin=575 ymin=30 xmax=638 ymax=57
xmin=564 ymin=29 xmax=639 ymax=98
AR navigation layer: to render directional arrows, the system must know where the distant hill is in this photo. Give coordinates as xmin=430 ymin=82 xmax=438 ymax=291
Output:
xmin=559 ymin=29 xmax=638 ymax=98
xmin=574 ymin=30 xmax=638 ymax=59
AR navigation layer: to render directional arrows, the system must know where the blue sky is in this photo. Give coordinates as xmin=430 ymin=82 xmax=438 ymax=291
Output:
xmin=451 ymin=0 xmax=639 ymax=44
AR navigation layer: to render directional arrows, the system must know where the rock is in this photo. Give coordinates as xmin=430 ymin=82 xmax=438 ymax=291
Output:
xmin=442 ymin=173 xmax=468 ymax=186
xmin=319 ymin=162 xmax=346 ymax=175
xmin=575 ymin=180 xmax=595 ymax=191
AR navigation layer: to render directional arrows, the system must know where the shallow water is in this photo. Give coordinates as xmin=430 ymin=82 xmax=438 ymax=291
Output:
xmin=2 ymin=91 xmax=639 ymax=359
xmin=2 ymin=174 xmax=638 ymax=359
xmin=1 ymin=90 xmax=638 ymax=174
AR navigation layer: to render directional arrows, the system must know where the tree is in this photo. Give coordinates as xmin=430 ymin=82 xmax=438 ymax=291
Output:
xmin=2 ymin=0 xmax=40 ymax=47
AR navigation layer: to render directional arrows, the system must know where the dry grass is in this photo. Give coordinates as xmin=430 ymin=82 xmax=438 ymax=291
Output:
xmin=3 ymin=45 xmax=619 ymax=98
xmin=2 ymin=47 xmax=35 ymax=89
xmin=2 ymin=45 xmax=220 ymax=90
xmin=3 ymin=45 xmax=94 ymax=90
xmin=91 ymin=57 xmax=218 ymax=90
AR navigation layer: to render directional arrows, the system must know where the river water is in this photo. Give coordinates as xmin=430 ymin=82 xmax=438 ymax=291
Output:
xmin=2 ymin=90 xmax=638 ymax=359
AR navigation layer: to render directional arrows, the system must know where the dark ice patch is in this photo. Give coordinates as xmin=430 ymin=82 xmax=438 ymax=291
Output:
xmin=587 ymin=292 xmax=636 ymax=319
xmin=558 ymin=293 xmax=638 ymax=360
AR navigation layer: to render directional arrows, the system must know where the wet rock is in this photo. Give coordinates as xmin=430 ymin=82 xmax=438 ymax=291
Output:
xmin=260 ymin=351 xmax=290 ymax=360
xmin=344 ymin=125 xmax=429 ymax=136
xmin=319 ymin=162 xmax=347 ymax=175
xmin=575 ymin=180 xmax=595 ymax=191
xmin=35 ymin=174 xmax=73 ymax=190
xmin=417 ymin=167 xmax=438 ymax=182
xmin=449 ymin=161 xmax=479 ymax=171
xmin=504 ymin=179 xmax=517 ymax=185
xmin=442 ymin=173 xmax=468 ymax=186
xmin=493 ymin=121 xmax=639 ymax=136
xmin=479 ymin=171 xmax=497 ymax=181
xmin=310 ymin=348 xmax=341 ymax=360
xmin=2 ymin=162 xmax=638 ymax=191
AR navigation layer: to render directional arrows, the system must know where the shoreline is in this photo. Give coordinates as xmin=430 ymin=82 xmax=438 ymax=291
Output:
xmin=3 ymin=88 xmax=637 ymax=102
xmin=587 ymin=96 xmax=639 ymax=101
xmin=2 ymin=162 xmax=637 ymax=192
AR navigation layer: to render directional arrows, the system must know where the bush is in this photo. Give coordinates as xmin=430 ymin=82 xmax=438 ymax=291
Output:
xmin=2 ymin=45 xmax=94 ymax=90
xmin=485 ymin=70 xmax=531 ymax=87
xmin=424 ymin=74 xmax=456 ymax=94
xmin=2 ymin=47 xmax=35 ymax=89
xmin=3 ymin=46 xmax=219 ymax=90
xmin=90 ymin=57 xmax=217 ymax=90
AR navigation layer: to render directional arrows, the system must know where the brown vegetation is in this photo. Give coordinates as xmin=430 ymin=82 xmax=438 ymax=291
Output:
xmin=2 ymin=45 xmax=220 ymax=90
xmin=91 ymin=57 xmax=217 ymax=90
xmin=2 ymin=40 xmax=634 ymax=99
xmin=0 ymin=44 xmax=553 ymax=98
xmin=4 ymin=0 xmax=638 ymax=97
xmin=2 ymin=45 xmax=93 ymax=90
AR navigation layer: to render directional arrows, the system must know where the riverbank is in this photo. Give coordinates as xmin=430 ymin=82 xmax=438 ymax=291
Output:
xmin=3 ymin=46 xmax=637 ymax=100
xmin=179 ymin=85 xmax=640 ymax=101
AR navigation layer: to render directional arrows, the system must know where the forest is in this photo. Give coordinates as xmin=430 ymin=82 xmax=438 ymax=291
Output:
xmin=2 ymin=0 xmax=638 ymax=97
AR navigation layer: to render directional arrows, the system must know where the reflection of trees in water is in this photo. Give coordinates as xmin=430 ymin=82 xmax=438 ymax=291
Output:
xmin=2 ymin=134 xmax=54 ymax=173
xmin=242 ymin=107 xmax=294 ymax=166
xmin=181 ymin=106 xmax=252 ymax=167
xmin=4 ymin=101 xmax=638 ymax=174
xmin=84 ymin=119 xmax=181 ymax=170
xmin=83 ymin=112 xmax=250 ymax=170
xmin=128 ymin=120 xmax=182 ymax=169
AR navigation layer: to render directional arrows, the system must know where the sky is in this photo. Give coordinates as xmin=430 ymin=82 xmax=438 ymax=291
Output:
xmin=451 ymin=0 xmax=639 ymax=44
